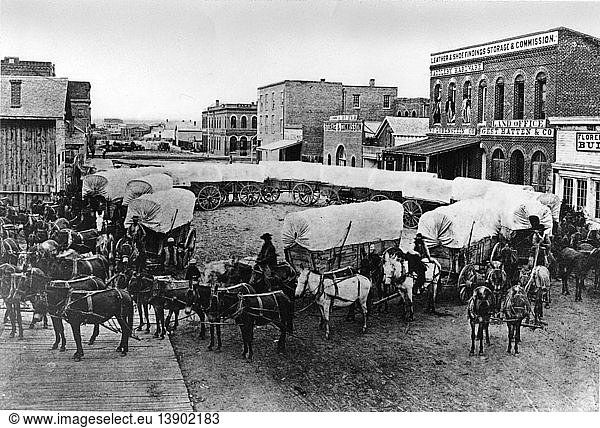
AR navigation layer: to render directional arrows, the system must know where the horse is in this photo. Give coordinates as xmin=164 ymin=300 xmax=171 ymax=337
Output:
xmin=31 ymin=276 xmax=106 ymax=351
xmin=557 ymin=248 xmax=600 ymax=301
xmin=248 ymin=261 xmax=297 ymax=300
xmin=485 ymin=261 xmax=507 ymax=315
xmin=148 ymin=276 xmax=190 ymax=338
xmin=467 ymin=286 xmax=494 ymax=356
xmin=202 ymin=257 xmax=253 ymax=285
xmin=203 ymin=283 xmax=255 ymax=351
xmin=10 ymin=267 xmax=50 ymax=332
xmin=183 ymin=284 xmax=209 ymax=340
xmin=495 ymin=244 xmax=519 ymax=285
xmin=50 ymin=228 xmax=99 ymax=253
xmin=380 ymin=250 xmax=415 ymax=321
xmin=295 ymin=264 xmax=371 ymax=339
xmin=0 ymin=235 xmax=20 ymax=266
xmin=96 ymin=231 xmax=115 ymax=271
xmin=48 ymin=254 xmax=109 ymax=281
xmin=501 ymin=284 xmax=532 ymax=354
xmin=32 ymin=284 xmax=133 ymax=361
xmin=0 ymin=264 xmax=22 ymax=338
xmin=521 ymin=265 xmax=551 ymax=324
xmin=233 ymin=290 xmax=294 ymax=362
xmin=127 ymin=272 xmax=155 ymax=333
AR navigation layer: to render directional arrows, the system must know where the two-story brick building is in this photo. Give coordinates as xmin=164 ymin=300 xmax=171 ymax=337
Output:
xmin=201 ymin=101 xmax=257 ymax=158
xmin=256 ymin=79 xmax=397 ymax=162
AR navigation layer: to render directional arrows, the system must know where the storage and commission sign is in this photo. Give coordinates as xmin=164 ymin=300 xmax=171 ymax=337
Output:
xmin=431 ymin=63 xmax=484 ymax=77
xmin=576 ymin=132 xmax=600 ymax=152
xmin=431 ymin=31 xmax=558 ymax=65
xmin=481 ymin=127 xmax=554 ymax=137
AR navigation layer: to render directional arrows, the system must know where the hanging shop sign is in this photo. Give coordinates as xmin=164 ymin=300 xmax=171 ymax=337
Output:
xmin=481 ymin=127 xmax=554 ymax=137
xmin=431 ymin=31 xmax=559 ymax=65
xmin=428 ymin=127 xmax=477 ymax=135
xmin=431 ymin=63 xmax=484 ymax=77
xmin=575 ymin=132 xmax=600 ymax=152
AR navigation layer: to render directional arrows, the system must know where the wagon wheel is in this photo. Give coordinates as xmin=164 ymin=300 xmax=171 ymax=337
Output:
xmin=239 ymin=183 xmax=262 ymax=206
xmin=260 ymin=185 xmax=281 ymax=204
xmin=219 ymin=185 xmax=230 ymax=204
xmin=458 ymin=264 xmax=477 ymax=303
xmin=315 ymin=188 xmax=340 ymax=206
xmin=292 ymin=183 xmax=314 ymax=206
xmin=370 ymin=194 xmax=389 ymax=202
xmin=402 ymin=199 xmax=422 ymax=229
xmin=182 ymin=228 xmax=197 ymax=268
xmin=196 ymin=185 xmax=221 ymax=211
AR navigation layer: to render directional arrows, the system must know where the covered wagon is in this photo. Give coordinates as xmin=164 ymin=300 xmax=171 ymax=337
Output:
xmin=122 ymin=173 xmax=173 ymax=206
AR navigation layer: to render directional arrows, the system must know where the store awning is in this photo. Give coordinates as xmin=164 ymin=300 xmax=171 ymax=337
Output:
xmin=256 ymin=139 xmax=302 ymax=152
xmin=384 ymin=136 xmax=480 ymax=157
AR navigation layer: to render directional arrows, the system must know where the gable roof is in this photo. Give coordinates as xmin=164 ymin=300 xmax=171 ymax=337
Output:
xmin=1 ymin=76 xmax=68 ymax=119
xmin=375 ymin=116 xmax=430 ymax=139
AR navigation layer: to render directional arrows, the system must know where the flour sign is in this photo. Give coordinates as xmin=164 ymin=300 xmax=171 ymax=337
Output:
xmin=576 ymin=132 xmax=600 ymax=152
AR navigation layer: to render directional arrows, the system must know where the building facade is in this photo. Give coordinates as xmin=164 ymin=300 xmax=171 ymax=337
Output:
xmin=366 ymin=117 xmax=429 ymax=168
xmin=256 ymin=79 xmax=397 ymax=162
xmin=1 ymin=56 xmax=55 ymax=77
xmin=201 ymin=101 xmax=257 ymax=158
xmin=394 ymin=97 xmax=430 ymax=118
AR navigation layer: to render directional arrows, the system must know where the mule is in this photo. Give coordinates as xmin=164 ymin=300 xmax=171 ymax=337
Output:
xmin=501 ymin=284 xmax=532 ymax=354
xmin=33 ymin=285 xmax=133 ymax=361
xmin=485 ymin=261 xmax=507 ymax=315
xmin=558 ymin=248 xmax=600 ymax=301
xmin=381 ymin=251 xmax=415 ymax=321
xmin=295 ymin=265 xmax=371 ymax=339
xmin=128 ymin=272 xmax=155 ymax=333
xmin=521 ymin=265 xmax=551 ymax=324
xmin=148 ymin=276 xmax=190 ymax=338
xmin=11 ymin=267 xmax=50 ymax=331
xmin=48 ymin=254 xmax=109 ymax=281
xmin=467 ymin=285 xmax=494 ymax=356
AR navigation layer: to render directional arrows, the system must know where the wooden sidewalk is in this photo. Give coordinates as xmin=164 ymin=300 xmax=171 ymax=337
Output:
xmin=0 ymin=309 xmax=193 ymax=411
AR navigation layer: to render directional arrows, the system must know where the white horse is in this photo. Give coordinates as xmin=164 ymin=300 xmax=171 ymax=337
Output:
xmin=295 ymin=265 xmax=371 ymax=340
xmin=381 ymin=251 xmax=418 ymax=321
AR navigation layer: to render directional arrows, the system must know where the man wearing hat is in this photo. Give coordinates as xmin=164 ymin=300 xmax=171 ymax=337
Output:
xmin=257 ymin=232 xmax=277 ymax=290
xmin=411 ymin=233 xmax=431 ymax=296
xmin=184 ymin=258 xmax=202 ymax=288
xmin=530 ymin=223 xmax=552 ymax=268
xmin=127 ymin=216 xmax=146 ymax=273
xmin=160 ymin=237 xmax=177 ymax=274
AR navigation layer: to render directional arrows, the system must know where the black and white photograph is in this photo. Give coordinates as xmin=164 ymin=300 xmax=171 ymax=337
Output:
xmin=1 ymin=0 xmax=599 ymax=417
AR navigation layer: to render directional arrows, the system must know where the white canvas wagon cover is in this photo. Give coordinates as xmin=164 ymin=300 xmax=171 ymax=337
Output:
xmin=124 ymin=188 xmax=195 ymax=234
xmin=282 ymin=200 xmax=404 ymax=251
xmin=82 ymin=167 xmax=165 ymax=201
xmin=219 ymin=163 xmax=267 ymax=183
xmin=369 ymin=170 xmax=453 ymax=203
xmin=451 ymin=177 xmax=534 ymax=201
xmin=163 ymin=163 xmax=223 ymax=187
xmin=122 ymin=173 xmax=173 ymax=206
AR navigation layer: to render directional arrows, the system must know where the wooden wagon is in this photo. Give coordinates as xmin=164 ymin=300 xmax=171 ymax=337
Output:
xmin=282 ymin=200 xmax=404 ymax=274
xmin=124 ymin=188 xmax=197 ymax=271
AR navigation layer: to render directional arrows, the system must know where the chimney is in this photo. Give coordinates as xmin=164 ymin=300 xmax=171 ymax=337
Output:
xmin=216 ymin=100 xmax=220 ymax=106
xmin=320 ymin=78 xmax=325 ymax=82
xmin=369 ymin=79 xmax=375 ymax=87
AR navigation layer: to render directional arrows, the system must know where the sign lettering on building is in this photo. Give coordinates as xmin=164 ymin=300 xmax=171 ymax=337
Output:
xmin=428 ymin=127 xmax=476 ymax=135
xmin=430 ymin=31 xmax=559 ymax=65
xmin=492 ymin=119 xmax=547 ymax=128
xmin=324 ymin=122 xmax=363 ymax=132
xmin=329 ymin=114 xmax=358 ymax=121
xmin=430 ymin=63 xmax=484 ymax=77
xmin=284 ymin=128 xmax=303 ymax=141
xmin=576 ymin=132 xmax=600 ymax=152
xmin=481 ymin=127 xmax=554 ymax=137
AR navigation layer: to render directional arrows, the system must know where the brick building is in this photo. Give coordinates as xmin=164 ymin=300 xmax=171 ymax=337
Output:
xmin=257 ymin=79 xmax=397 ymax=162
xmin=386 ymin=27 xmax=600 ymax=185
xmin=1 ymin=56 xmax=55 ymax=77
xmin=322 ymin=115 xmax=381 ymax=168
xmin=201 ymin=101 xmax=257 ymax=158
xmin=394 ymin=97 xmax=430 ymax=118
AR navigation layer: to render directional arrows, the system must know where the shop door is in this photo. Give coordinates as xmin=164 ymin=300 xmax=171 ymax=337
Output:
xmin=509 ymin=150 xmax=524 ymax=185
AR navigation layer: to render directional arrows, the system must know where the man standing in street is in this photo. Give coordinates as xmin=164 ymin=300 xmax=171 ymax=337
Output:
xmin=256 ymin=232 xmax=277 ymax=290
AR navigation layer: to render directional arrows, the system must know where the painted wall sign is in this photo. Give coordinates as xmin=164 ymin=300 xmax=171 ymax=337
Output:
xmin=481 ymin=127 xmax=554 ymax=137
xmin=492 ymin=119 xmax=547 ymax=128
xmin=284 ymin=128 xmax=303 ymax=141
xmin=430 ymin=31 xmax=559 ymax=65
xmin=576 ymin=132 xmax=600 ymax=151
xmin=329 ymin=114 xmax=358 ymax=121
xmin=430 ymin=63 xmax=484 ymax=77
xmin=429 ymin=127 xmax=476 ymax=135
xmin=324 ymin=122 xmax=363 ymax=132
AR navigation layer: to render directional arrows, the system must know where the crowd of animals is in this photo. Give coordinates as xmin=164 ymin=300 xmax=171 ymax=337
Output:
xmin=1 ymin=196 xmax=599 ymax=363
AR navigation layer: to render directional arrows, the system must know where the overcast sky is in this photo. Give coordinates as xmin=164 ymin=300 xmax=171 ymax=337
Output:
xmin=2 ymin=0 xmax=600 ymax=122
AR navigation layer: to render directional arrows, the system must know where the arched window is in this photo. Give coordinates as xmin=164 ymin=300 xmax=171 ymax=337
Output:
xmin=327 ymin=154 xmax=332 ymax=165
xmin=491 ymin=148 xmax=505 ymax=182
xmin=478 ymin=80 xmax=488 ymax=124
xmin=514 ymin=74 xmax=525 ymax=120
xmin=462 ymin=81 xmax=472 ymax=124
xmin=509 ymin=149 xmax=525 ymax=185
xmin=411 ymin=110 xmax=417 ymax=117
xmin=446 ymin=83 xmax=456 ymax=123
xmin=404 ymin=110 xmax=409 ymax=117
xmin=229 ymin=136 xmax=238 ymax=153
xmin=230 ymin=116 xmax=237 ymax=129
xmin=240 ymin=136 xmax=248 ymax=156
xmin=531 ymin=150 xmax=548 ymax=192
xmin=335 ymin=145 xmax=346 ymax=166
xmin=351 ymin=156 xmax=356 ymax=167
xmin=251 ymin=116 xmax=257 ymax=129
xmin=397 ymin=110 xmax=403 ymax=117
xmin=534 ymin=72 xmax=547 ymax=120
xmin=432 ymin=83 xmax=442 ymax=124
xmin=241 ymin=116 xmax=247 ymax=128
xmin=494 ymin=77 xmax=505 ymax=120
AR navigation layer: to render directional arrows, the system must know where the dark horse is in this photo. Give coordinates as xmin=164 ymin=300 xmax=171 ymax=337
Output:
xmin=9 ymin=267 xmax=50 ymax=334
xmin=557 ymin=248 xmax=600 ymax=301
xmin=47 ymin=254 xmax=109 ymax=281
xmin=50 ymin=228 xmax=99 ymax=253
xmin=148 ymin=277 xmax=191 ymax=338
xmin=467 ymin=285 xmax=494 ymax=356
xmin=501 ymin=284 xmax=532 ymax=354
xmin=33 ymin=284 xmax=133 ymax=361
xmin=127 ymin=272 xmax=156 ymax=334
xmin=31 ymin=276 xmax=107 ymax=352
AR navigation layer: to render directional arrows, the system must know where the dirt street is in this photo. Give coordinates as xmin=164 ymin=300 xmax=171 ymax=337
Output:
xmin=170 ymin=200 xmax=599 ymax=411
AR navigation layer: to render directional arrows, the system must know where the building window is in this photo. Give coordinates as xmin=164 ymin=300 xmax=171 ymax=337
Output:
xmin=412 ymin=110 xmax=417 ymax=117
xmin=478 ymin=80 xmax=487 ymax=124
xmin=563 ymin=178 xmax=574 ymax=208
xmin=462 ymin=81 xmax=472 ymax=124
xmin=230 ymin=136 xmax=238 ymax=153
xmin=351 ymin=156 xmax=356 ymax=167
xmin=327 ymin=154 xmax=331 ymax=165
xmin=10 ymin=80 xmax=22 ymax=107
xmin=577 ymin=179 xmax=587 ymax=211
xmin=404 ymin=111 xmax=409 ymax=117
xmin=230 ymin=116 xmax=237 ymax=129
xmin=383 ymin=95 xmax=390 ymax=109
xmin=491 ymin=149 xmax=505 ymax=182
xmin=530 ymin=151 xmax=547 ymax=192
xmin=251 ymin=116 xmax=257 ymax=129
xmin=514 ymin=75 xmax=525 ymax=120
xmin=433 ymin=83 xmax=442 ymax=124
xmin=272 ymin=92 xmax=275 ymax=109
xmin=281 ymin=91 xmax=284 ymax=105
xmin=271 ymin=115 xmax=275 ymax=134
xmin=279 ymin=118 xmax=283 ymax=133
xmin=265 ymin=94 xmax=269 ymax=111
xmin=240 ymin=137 xmax=248 ymax=156
xmin=264 ymin=116 xmax=268 ymax=134
xmin=595 ymin=182 xmax=600 ymax=219
xmin=353 ymin=94 xmax=360 ymax=109
xmin=260 ymin=95 xmax=263 ymax=109
xmin=446 ymin=83 xmax=456 ymax=124
xmin=534 ymin=72 xmax=547 ymax=120
xmin=494 ymin=78 xmax=505 ymax=120
xmin=336 ymin=145 xmax=346 ymax=166
xmin=241 ymin=116 xmax=247 ymax=128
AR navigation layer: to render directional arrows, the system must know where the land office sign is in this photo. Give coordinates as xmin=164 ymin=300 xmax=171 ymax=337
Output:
xmin=576 ymin=132 xmax=600 ymax=152
xmin=481 ymin=119 xmax=554 ymax=137
xmin=430 ymin=31 xmax=559 ymax=65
